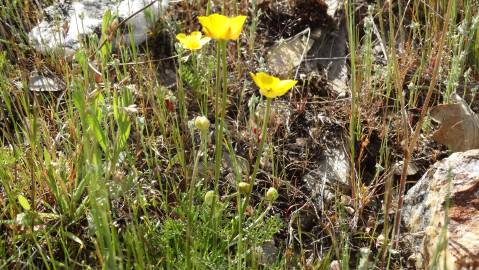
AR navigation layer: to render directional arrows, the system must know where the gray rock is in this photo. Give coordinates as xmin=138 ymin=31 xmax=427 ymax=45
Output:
xmin=266 ymin=29 xmax=314 ymax=77
xmin=403 ymin=150 xmax=479 ymax=269
xmin=29 ymin=0 xmax=169 ymax=56
xmin=303 ymin=144 xmax=350 ymax=210
xmin=393 ymin=160 xmax=419 ymax=176
xmin=256 ymin=240 xmax=278 ymax=266
xmin=309 ymin=24 xmax=349 ymax=97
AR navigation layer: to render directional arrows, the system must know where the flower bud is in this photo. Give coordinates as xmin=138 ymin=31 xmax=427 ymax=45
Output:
xmin=194 ymin=116 xmax=210 ymax=131
xmin=204 ymin=190 xmax=215 ymax=205
xmin=266 ymin=187 xmax=279 ymax=202
xmin=237 ymin=182 xmax=250 ymax=194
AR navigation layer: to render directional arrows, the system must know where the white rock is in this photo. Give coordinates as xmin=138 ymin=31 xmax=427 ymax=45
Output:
xmin=329 ymin=260 xmax=341 ymax=270
xmin=324 ymin=0 xmax=341 ymax=18
xmin=403 ymin=150 xmax=479 ymax=269
xmin=29 ymin=0 xmax=169 ymax=56
xmin=29 ymin=75 xmax=61 ymax=92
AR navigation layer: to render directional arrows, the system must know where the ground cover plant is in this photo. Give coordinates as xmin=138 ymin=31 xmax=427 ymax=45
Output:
xmin=1 ymin=0 xmax=479 ymax=269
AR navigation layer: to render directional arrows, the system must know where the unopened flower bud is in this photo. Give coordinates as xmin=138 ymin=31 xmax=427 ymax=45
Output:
xmin=194 ymin=116 xmax=210 ymax=131
xmin=238 ymin=182 xmax=250 ymax=194
xmin=204 ymin=190 xmax=215 ymax=205
xmin=266 ymin=187 xmax=279 ymax=202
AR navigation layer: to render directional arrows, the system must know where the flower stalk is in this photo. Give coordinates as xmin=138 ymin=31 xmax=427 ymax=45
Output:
xmin=211 ymin=40 xmax=228 ymax=230
xmin=243 ymin=98 xmax=271 ymax=207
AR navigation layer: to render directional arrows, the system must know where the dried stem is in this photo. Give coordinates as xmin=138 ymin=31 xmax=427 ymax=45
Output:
xmin=392 ymin=0 xmax=453 ymax=247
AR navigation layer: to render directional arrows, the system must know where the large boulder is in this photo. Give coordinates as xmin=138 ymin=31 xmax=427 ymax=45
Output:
xmin=29 ymin=0 xmax=169 ymax=56
xmin=403 ymin=150 xmax=479 ymax=269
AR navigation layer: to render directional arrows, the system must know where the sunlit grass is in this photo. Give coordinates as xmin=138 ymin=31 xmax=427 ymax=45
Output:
xmin=1 ymin=0 xmax=478 ymax=269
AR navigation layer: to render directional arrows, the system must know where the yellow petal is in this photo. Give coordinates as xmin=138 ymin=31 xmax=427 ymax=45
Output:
xmin=251 ymin=72 xmax=296 ymax=99
xmin=199 ymin=14 xmax=229 ymax=40
xmin=186 ymin=40 xmax=202 ymax=50
xmin=176 ymin=33 xmax=187 ymax=42
xmin=191 ymin=31 xmax=202 ymax=39
xmin=272 ymin=80 xmax=297 ymax=97
xmin=198 ymin=16 xmax=213 ymax=37
xmin=250 ymin=72 xmax=276 ymax=91
xmin=259 ymin=88 xmax=277 ymax=98
xmin=227 ymin=16 xmax=247 ymax=40
xmin=176 ymin=31 xmax=209 ymax=50
xmin=249 ymin=72 xmax=261 ymax=87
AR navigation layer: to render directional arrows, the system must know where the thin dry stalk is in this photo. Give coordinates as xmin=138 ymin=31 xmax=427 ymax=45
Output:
xmin=392 ymin=0 xmax=453 ymax=247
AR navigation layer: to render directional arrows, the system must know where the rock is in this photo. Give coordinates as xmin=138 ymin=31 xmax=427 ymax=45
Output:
xmin=29 ymin=0 xmax=169 ymax=56
xmin=303 ymin=144 xmax=350 ymax=210
xmin=256 ymin=240 xmax=278 ymax=266
xmin=403 ymin=150 xmax=479 ymax=269
xmin=266 ymin=29 xmax=314 ymax=76
xmin=357 ymin=247 xmax=371 ymax=270
xmin=29 ymin=74 xmax=61 ymax=92
xmin=309 ymin=24 xmax=349 ymax=97
xmin=329 ymin=260 xmax=341 ymax=270
xmin=324 ymin=0 xmax=342 ymax=18
xmin=393 ymin=160 xmax=419 ymax=176
xmin=376 ymin=234 xmax=386 ymax=249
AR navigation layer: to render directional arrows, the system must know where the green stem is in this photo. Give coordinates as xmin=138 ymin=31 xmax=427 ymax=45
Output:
xmin=346 ymin=0 xmax=358 ymax=207
xmin=177 ymin=59 xmax=187 ymax=127
xmin=236 ymin=196 xmax=244 ymax=270
xmin=244 ymin=98 xmax=271 ymax=209
xmin=213 ymin=41 xmax=222 ymax=191
xmin=206 ymin=0 xmax=211 ymax=15
xmin=201 ymin=129 xmax=208 ymax=175
xmin=211 ymin=40 xmax=228 ymax=232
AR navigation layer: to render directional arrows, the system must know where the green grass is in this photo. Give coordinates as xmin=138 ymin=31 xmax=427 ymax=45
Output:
xmin=1 ymin=0 xmax=478 ymax=269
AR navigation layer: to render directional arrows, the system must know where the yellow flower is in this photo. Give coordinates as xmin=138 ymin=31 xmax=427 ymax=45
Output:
xmin=198 ymin=14 xmax=247 ymax=41
xmin=176 ymin=31 xmax=211 ymax=50
xmin=250 ymin=72 xmax=297 ymax=99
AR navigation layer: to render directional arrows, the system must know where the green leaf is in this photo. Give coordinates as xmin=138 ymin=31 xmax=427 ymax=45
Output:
xmin=101 ymin=9 xmax=112 ymax=35
xmin=117 ymin=120 xmax=131 ymax=150
xmin=100 ymin=9 xmax=113 ymax=61
xmin=64 ymin=231 xmax=85 ymax=250
xmin=17 ymin=195 xmax=31 ymax=211
xmin=87 ymin=114 xmax=107 ymax=153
